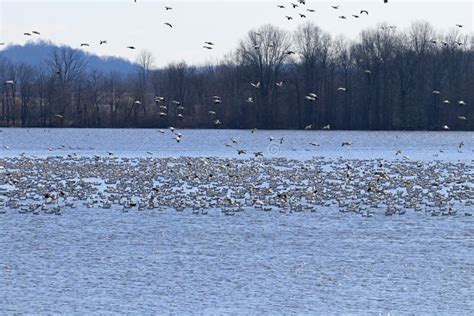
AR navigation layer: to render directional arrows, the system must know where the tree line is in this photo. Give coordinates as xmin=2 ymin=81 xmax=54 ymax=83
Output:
xmin=1 ymin=21 xmax=473 ymax=130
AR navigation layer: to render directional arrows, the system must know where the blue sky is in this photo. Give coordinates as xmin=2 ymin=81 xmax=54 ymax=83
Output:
xmin=1 ymin=0 xmax=472 ymax=66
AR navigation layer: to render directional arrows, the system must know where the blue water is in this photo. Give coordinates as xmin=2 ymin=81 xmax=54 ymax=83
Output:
xmin=0 ymin=129 xmax=473 ymax=314
xmin=1 ymin=128 xmax=473 ymax=161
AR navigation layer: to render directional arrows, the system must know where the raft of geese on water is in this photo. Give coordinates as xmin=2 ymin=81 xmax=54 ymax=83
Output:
xmin=1 ymin=150 xmax=472 ymax=217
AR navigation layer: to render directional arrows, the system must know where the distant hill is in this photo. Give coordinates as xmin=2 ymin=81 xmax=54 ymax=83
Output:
xmin=0 ymin=41 xmax=140 ymax=74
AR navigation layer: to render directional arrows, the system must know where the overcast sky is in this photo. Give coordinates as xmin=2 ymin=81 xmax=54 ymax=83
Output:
xmin=0 ymin=0 xmax=472 ymax=67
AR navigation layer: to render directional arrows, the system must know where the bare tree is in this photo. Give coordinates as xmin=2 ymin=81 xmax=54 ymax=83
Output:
xmin=236 ymin=24 xmax=292 ymax=128
xmin=46 ymin=47 xmax=87 ymax=123
xmin=294 ymin=22 xmax=332 ymax=128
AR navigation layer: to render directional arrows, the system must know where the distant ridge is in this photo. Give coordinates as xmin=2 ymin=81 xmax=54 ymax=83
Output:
xmin=0 ymin=41 xmax=140 ymax=74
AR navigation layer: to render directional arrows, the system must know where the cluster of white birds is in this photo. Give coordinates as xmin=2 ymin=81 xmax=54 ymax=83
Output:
xmin=431 ymin=90 xmax=468 ymax=129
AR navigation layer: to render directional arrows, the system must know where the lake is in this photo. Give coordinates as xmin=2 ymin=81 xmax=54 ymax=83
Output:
xmin=0 ymin=128 xmax=473 ymax=314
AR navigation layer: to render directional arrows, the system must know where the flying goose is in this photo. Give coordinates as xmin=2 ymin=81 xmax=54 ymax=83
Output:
xmin=360 ymin=10 xmax=368 ymax=15
xmin=331 ymin=5 xmax=339 ymax=9
xmin=80 ymin=43 xmax=90 ymax=47
xmin=32 ymin=31 xmax=41 ymax=35
xmin=127 ymin=46 xmax=136 ymax=49
xmin=250 ymin=82 xmax=261 ymax=88
xmin=164 ymin=22 xmax=173 ymax=28
xmin=100 ymin=40 xmax=107 ymax=45
xmin=165 ymin=6 xmax=172 ymax=10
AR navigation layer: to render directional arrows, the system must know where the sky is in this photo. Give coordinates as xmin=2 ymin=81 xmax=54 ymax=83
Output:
xmin=0 ymin=0 xmax=473 ymax=67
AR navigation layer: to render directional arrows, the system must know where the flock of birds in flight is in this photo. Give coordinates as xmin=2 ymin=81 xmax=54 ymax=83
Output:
xmin=1 ymin=0 xmax=466 ymax=51
xmin=0 ymin=0 xmax=469 ymax=140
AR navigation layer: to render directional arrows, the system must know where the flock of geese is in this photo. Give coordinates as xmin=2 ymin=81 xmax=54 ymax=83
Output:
xmin=0 ymin=0 xmax=467 ymax=52
xmin=0 ymin=152 xmax=472 ymax=217
xmin=0 ymin=0 xmax=472 ymax=217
